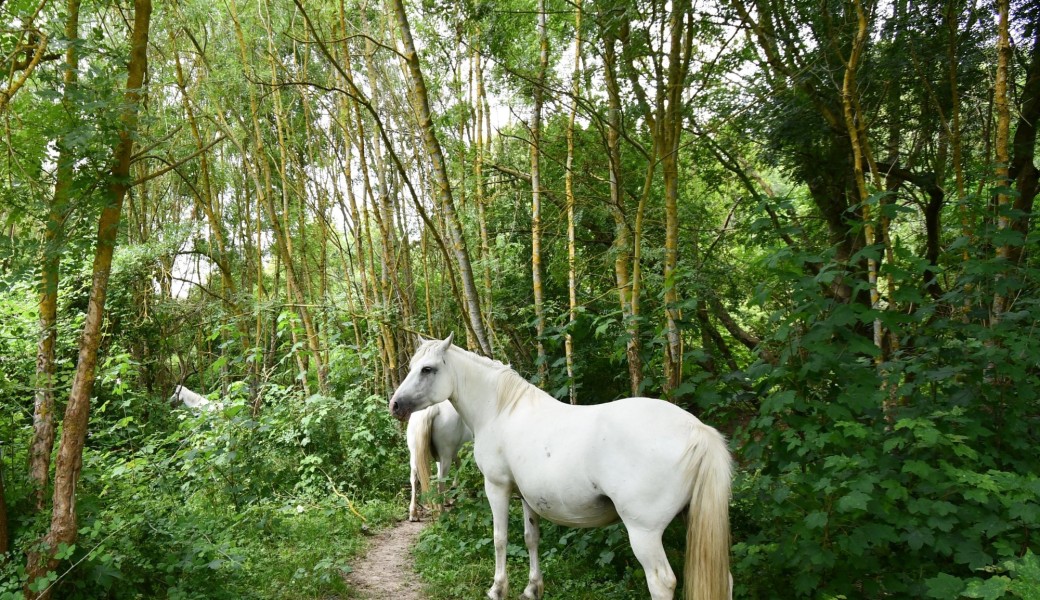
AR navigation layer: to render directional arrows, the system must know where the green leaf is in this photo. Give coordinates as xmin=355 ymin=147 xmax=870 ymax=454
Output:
xmin=804 ymin=511 xmax=828 ymax=530
xmin=925 ymin=573 xmax=965 ymax=599
xmin=963 ymin=577 xmax=1010 ymax=600
xmin=836 ymin=490 xmax=870 ymax=513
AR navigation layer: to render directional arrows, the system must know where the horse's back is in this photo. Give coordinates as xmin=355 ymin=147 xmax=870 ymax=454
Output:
xmin=590 ymin=397 xmax=724 ymax=480
xmin=491 ymin=395 xmax=723 ymax=528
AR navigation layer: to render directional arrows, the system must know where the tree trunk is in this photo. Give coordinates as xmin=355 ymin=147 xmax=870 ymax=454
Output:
xmin=0 ymin=458 xmax=9 ymax=561
xmin=617 ymin=0 xmax=693 ymax=396
xmin=25 ymin=1 xmax=150 ymax=596
xmin=1008 ymin=23 xmax=1040 ymax=266
xmin=660 ymin=0 xmax=693 ymax=395
xmin=29 ymin=0 xmax=80 ymax=512
xmin=474 ymin=48 xmax=495 ymax=340
xmin=392 ymin=0 xmax=492 ymax=356
xmin=992 ymin=0 xmax=1012 ymax=323
xmin=840 ymin=0 xmax=883 ymax=353
xmin=601 ymin=29 xmax=642 ymax=395
xmin=564 ymin=0 xmax=583 ymax=404
xmin=530 ymin=0 xmax=550 ymax=384
xmin=261 ymin=0 xmax=328 ymax=394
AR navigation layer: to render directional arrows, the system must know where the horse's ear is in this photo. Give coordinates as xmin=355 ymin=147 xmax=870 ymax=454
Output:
xmin=439 ymin=332 xmax=454 ymax=351
xmin=415 ymin=334 xmax=428 ymax=347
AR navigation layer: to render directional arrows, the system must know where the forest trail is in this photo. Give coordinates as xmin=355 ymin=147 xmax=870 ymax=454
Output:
xmin=345 ymin=519 xmax=428 ymax=599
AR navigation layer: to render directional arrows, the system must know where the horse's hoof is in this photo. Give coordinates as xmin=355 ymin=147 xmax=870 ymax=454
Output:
xmin=521 ymin=582 xmax=544 ymax=599
xmin=486 ymin=583 xmax=507 ymax=600
xmin=408 ymin=515 xmax=420 ymax=522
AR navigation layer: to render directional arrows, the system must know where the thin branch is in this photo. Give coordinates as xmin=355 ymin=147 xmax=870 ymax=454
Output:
xmin=131 ymin=135 xmax=226 ymax=186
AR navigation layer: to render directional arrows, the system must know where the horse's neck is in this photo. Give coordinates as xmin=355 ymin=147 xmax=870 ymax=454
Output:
xmin=451 ymin=351 xmax=547 ymax=431
xmin=497 ymin=370 xmax=549 ymax=411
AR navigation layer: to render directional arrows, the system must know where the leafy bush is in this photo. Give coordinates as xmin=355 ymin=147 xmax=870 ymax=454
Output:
xmin=0 ymin=372 xmax=408 ymax=599
xmin=732 ymin=247 xmax=1040 ymax=598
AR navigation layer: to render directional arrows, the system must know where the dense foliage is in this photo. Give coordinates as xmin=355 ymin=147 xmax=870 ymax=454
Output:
xmin=1 ymin=0 xmax=1039 ymax=598
xmin=1 ymin=277 xmax=404 ymax=597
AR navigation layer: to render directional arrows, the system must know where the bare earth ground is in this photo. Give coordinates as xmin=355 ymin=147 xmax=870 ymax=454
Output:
xmin=345 ymin=519 xmax=428 ymax=599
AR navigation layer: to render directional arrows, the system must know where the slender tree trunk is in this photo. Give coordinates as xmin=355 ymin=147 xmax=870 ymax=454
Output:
xmin=660 ymin=0 xmax=692 ymax=395
xmin=841 ymin=0 xmax=883 ymax=353
xmin=992 ymin=0 xmax=1012 ymax=323
xmin=1008 ymin=24 xmax=1040 ymax=266
xmin=564 ymin=0 xmax=582 ymax=404
xmin=363 ymin=38 xmax=420 ymax=368
xmin=474 ymin=48 xmax=495 ymax=337
xmin=602 ymin=30 xmax=642 ymax=395
xmin=617 ymin=1 xmax=692 ymax=396
xmin=946 ymin=0 xmax=970 ymax=249
xmin=171 ymin=39 xmax=237 ymax=305
xmin=261 ymin=0 xmax=328 ymax=393
xmin=25 ymin=2 xmax=151 ymax=596
xmin=392 ymin=0 xmax=492 ymax=356
xmin=629 ymin=140 xmax=656 ymax=395
xmin=0 ymin=458 xmax=9 ymax=561
xmin=530 ymin=0 xmax=550 ymax=383
xmin=0 ymin=9 xmax=49 ymax=112
xmin=30 ymin=0 xmax=80 ymax=512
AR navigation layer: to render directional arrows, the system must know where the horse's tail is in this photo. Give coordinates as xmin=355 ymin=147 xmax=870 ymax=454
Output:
xmin=685 ymin=426 xmax=732 ymax=600
xmin=410 ymin=407 xmax=437 ymax=498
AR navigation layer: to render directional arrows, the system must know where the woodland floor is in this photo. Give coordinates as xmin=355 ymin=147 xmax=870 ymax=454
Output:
xmin=344 ymin=518 xmax=428 ymax=599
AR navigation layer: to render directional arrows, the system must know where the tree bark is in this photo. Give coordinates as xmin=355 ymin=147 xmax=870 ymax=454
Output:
xmin=30 ymin=0 xmax=80 ymax=512
xmin=992 ymin=0 xmax=1012 ymax=323
xmin=474 ymin=48 xmax=495 ymax=341
xmin=617 ymin=0 xmax=693 ymax=395
xmin=840 ymin=0 xmax=883 ymax=354
xmin=564 ymin=0 xmax=582 ymax=404
xmin=601 ymin=28 xmax=642 ymax=396
xmin=391 ymin=0 xmax=492 ymax=356
xmin=660 ymin=0 xmax=692 ymax=394
xmin=25 ymin=1 xmax=151 ymax=596
xmin=1008 ymin=23 xmax=1040 ymax=266
xmin=530 ymin=0 xmax=550 ymax=384
xmin=260 ymin=0 xmax=328 ymax=394
xmin=0 ymin=458 xmax=9 ymax=561
xmin=171 ymin=38 xmax=238 ymax=306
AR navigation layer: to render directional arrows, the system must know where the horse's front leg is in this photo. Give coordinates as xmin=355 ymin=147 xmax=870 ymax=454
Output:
xmin=520 ymin=499 xmax=544 ymax=599
xmin=484 ymin=479 xmax=511 ymax=600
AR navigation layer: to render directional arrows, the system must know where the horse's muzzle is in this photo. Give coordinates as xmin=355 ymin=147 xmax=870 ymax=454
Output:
xmin=389 ymin=396 xmax=410 ymax=420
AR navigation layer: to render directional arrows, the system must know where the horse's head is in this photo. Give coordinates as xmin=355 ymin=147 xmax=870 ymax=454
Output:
xmin=389 ymin=333 xmax=455 ymax=420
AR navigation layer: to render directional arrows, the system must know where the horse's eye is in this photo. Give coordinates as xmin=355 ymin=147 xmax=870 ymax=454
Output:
xmin=421 ymin=366 xmax=435 ymax=374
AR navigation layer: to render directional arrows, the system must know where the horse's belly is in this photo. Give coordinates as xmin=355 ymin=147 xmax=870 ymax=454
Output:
xmin=521 ymin=488 xmax=619 ymax=528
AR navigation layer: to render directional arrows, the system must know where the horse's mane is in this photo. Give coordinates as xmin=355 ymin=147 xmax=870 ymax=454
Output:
xmin=415 ymin=341 xmax=541 ymax=414
xmin=414 ymin=340 xmax=510 ymax=371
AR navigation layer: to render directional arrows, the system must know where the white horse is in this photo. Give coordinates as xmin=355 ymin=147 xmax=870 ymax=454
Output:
xmin=389 ymin=334 xmax=732 ymax=600
xmin=171 ymin=385 xmax=222 ymax=412
xmin=407 ymin=401 xmax=473 ymax=521
xmin=171 ymin=384 xmax=208 ymax=409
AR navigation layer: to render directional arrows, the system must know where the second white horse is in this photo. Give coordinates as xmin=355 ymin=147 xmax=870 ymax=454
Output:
xmin=407 ymin=401 xmax=472 ymax=521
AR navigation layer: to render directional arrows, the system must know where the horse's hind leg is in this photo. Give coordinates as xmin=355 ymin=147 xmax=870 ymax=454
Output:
xmin=408 ymin=463 xmax=421 ymax=522
xmin=626 ymin=526 xmax=677 ymax=600
xmin=520 ymin=499 xmax=544 ymax=599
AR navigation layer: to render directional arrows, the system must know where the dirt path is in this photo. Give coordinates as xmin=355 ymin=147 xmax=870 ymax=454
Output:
xmin=345 ymin=519 xmax=428 ymax=599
